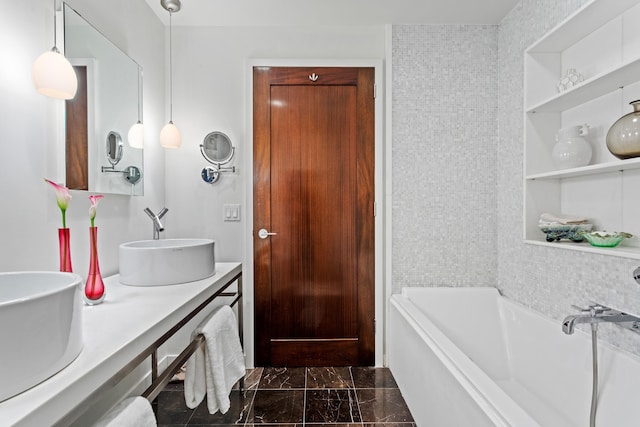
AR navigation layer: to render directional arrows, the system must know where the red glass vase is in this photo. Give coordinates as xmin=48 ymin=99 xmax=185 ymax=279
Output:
xmin=84 ymin=226 xmax=105 ymax=305
xmin=58 ymin=228 xmax=73 ymax=272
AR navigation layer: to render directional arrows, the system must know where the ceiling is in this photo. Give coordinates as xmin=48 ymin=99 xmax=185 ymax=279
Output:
xmin=144 ymin=0 xmax=519 ymax=27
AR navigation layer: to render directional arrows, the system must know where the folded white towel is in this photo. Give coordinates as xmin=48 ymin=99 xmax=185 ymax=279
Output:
xmin=184 ymin=305 xmax=245 ymax=414
xmin=539 ymin=212 xmax=589 ymax=224
xmin=93 ymin=396 xmax=156 ymax=427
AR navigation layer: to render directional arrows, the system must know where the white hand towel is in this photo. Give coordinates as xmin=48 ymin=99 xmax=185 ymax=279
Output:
xmin=184 ymin=305 xmax=245 ymax=414
xmin=539 ymin=212 xmax=589 ymax=224
xmin=93 ymin=396 xmax=156 ymax=427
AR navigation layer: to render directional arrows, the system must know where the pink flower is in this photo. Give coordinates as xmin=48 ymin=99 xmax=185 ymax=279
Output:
xmin=89 ymin=194 xmax=104 ymax=227
xmin=44 ymin=178 xmax=72 ymax=228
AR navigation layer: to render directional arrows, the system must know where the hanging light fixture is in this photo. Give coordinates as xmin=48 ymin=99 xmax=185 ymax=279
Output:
xmin=160 ymin=0 xmax=182 ymax=149
xmin=128 ymin=67 xmax=144 ymax=148
xmin=32 ymin=0 xmax=78 ymax=100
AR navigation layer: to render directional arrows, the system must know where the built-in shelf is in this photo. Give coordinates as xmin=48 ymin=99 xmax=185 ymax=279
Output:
xmin=526 ymin=239 xmax=640 ymax=260
xmin=526 ymin=157 xmax=640 ymax=180
xmin=526 ymin=57 xmax=640 ymax=113
xmin=528 ymin=0 xmax=639 ymax=53
xmin=523 ymin=0 xmax=640 ymax=259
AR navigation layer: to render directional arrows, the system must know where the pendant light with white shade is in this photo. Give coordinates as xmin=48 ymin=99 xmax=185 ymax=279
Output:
xmin=32 ymin=0 xmax=78 ymax=99
xmin=160 ymin=0 xmax=182 ymax=149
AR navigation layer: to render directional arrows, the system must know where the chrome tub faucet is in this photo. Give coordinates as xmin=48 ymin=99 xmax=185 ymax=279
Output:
xmin=563 ymin=303 xmax=640 ymax=335
xmin=144 ymin=207 xmax=168 ymax=240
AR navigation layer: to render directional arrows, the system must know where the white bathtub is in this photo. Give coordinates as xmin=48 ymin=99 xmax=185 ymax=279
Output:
xmin=389 ymin=287 xmax=640 ymax=427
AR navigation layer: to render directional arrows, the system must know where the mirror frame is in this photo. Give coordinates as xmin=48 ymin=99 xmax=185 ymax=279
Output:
xmin=200 ymin=131 xmax=235 ymax=165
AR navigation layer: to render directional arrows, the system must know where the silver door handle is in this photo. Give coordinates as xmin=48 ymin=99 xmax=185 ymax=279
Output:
xmin=258 ymin=228 xmax=277 ymax=239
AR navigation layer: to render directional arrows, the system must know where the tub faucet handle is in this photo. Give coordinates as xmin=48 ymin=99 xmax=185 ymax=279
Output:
xmin=571 ymin=304 xmax=608 ymax=316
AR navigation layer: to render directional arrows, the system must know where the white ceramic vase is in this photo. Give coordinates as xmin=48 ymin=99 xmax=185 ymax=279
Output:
xmin=552 ymin=124 xmax=592 ymax=169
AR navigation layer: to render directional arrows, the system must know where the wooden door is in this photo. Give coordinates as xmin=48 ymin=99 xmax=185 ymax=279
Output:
xmin=66 ymin=65 xmax=89 ymax=190
xmin=253 ymin=67 xmax=375 ymax=367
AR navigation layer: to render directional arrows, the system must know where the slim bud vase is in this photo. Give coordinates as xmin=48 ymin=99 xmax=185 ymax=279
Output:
xmin=58 ymin=228 xmax=73 ymax=272
xmin=84 ymin=226 xmax=105 ymax=305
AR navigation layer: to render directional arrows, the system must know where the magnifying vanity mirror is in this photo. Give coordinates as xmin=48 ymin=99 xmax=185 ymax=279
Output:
xmin=201 ymin=131 xmax=235 ymax=165
xmin=61 ymin=3 xmax=144 ymax=195
xmin=200 ymin=131 xmax=236 ymax=184
xmin=106 ymin=131 xmax=123 ymax=166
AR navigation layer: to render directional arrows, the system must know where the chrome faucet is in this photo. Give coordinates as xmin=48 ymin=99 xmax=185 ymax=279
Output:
xmin=562 ymin=303 xmax=640 ymax=335
xmin=144 ymin=207 xmax=168 ymax=240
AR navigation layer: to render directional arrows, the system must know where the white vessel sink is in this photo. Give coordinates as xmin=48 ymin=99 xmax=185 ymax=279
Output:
xmin=0 ymin=271 xmax=83 ymax=402
xmin=119 ymin=239 xmax=215 ymax=286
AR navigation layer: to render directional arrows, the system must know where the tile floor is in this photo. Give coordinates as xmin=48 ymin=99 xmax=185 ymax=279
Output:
xmin=156 ymin=367 xmax=416 ymax=426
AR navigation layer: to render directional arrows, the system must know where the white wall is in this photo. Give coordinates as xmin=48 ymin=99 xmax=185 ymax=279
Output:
xmin=164 ymin=24 xmax=385 ymax=253
xmin=1 ymin=0 xmax=165 ymax=277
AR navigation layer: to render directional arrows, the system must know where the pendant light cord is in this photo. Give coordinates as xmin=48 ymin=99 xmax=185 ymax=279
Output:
xmin=52 ymin=0 xmax=59 ymax=53
xmin=138 ymin=66 xmax=143 ymax=123
xmin=168 ymin=10 xmax=174 ymax=123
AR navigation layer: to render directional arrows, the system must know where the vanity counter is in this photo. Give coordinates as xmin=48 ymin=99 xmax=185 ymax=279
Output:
xmin=0 ymin=262 xmax=242 ymax=427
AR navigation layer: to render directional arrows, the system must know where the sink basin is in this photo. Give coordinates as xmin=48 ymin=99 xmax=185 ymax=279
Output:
xmin=0 ymin=271 xmax=83 ymax=402
xmin=119 ymin=238 xmax=215 ymax=286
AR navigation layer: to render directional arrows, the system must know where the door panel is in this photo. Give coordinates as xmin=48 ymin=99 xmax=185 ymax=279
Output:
xmin=253 ymin=66 xmax=374 ymax=366
xmin=66 ymin=66 xmax=89 ymax=191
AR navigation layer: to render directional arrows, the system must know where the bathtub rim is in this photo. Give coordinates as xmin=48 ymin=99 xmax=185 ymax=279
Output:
xmin=390 ymin=287 xmax=539 ymax=427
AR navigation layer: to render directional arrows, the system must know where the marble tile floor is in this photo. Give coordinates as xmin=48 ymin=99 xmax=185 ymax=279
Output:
xmin=156 ymin=366 xmax=416 ymax=426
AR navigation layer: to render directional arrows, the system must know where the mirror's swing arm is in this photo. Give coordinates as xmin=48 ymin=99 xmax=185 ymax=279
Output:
xmin=200 ymin=160 xmax=235 ymax=185
xmin=101 ymin=165 xmax=143 ymax=185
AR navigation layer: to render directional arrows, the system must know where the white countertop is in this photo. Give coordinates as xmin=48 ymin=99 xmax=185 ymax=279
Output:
xmin=0 ymin=262 xmax=242 ymax=427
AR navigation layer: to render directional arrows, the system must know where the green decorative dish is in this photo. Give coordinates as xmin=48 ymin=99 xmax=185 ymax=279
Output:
xmin=580 ymin=231 xmax=633 ymax=248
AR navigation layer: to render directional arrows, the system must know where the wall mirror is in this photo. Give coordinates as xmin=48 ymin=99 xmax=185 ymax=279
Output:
xmin=61 ymin=3 xmax=144 ymax=195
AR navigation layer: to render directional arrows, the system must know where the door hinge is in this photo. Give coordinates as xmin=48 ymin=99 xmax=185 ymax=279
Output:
xmin=373 ymin=201 xmax=377 ymax=217
xmin=373 ymin=83 xmax=377 ymax=99
xmin=374 ymin=319 xmax=376 ymax=333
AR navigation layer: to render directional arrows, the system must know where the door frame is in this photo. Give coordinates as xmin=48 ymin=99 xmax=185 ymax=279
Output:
xmin=244 ymin=58 xmax=385 ymax=367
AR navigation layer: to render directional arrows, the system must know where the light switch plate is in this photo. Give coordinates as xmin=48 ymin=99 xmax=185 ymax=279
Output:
xmin=223 ymin=204 xmax=241 ymax=222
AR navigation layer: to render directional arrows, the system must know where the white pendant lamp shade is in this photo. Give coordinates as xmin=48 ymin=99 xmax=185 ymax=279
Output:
xmin=160 ymin=122 xmax=181 ymax=148
xmin=128 ymin=121 xmax=145 ymax=149
xmin=32 ymin=49 xmax=78 ymax=100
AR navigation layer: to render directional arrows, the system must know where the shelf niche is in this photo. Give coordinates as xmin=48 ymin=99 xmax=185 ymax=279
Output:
xmin=523 ymin=0 xmax=640 ymax=258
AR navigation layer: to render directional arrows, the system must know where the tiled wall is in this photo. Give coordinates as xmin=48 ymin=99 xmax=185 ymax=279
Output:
xmin=391 ymin=25 xmax=498 ymax=289
xmin=392 ymin=0 xmax=640 ymax=357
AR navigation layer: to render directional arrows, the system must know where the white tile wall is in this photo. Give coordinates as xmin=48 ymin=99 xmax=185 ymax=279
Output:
xmin=393 ymin=0 xmax=640 ymax=356
xmin=391 ymin=25 xmax=498 ymax=289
